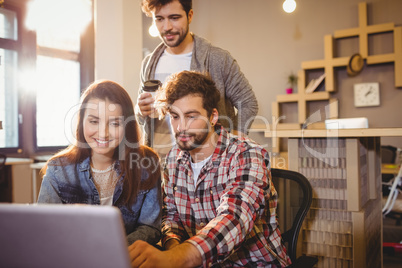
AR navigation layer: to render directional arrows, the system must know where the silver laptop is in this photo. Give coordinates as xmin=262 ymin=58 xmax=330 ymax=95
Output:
xmin=0 ymin=203 xmax=131 ymax=268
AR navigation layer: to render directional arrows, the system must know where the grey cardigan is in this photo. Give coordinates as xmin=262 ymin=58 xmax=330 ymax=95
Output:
xmin=137 ymin=34 xmax=258 ymax=146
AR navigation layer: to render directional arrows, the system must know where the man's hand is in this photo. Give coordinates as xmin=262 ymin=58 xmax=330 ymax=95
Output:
xmin=129 ymin=240 xmax=202 ymax=268
xmin=135 ymin=92 xmax=155 ymax=117
xmin=129 ymin=240 xmax=166 ymax=268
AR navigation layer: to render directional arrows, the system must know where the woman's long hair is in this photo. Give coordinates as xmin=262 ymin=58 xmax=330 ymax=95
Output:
xmin=43 ymin=80 xmax=160 ymax=207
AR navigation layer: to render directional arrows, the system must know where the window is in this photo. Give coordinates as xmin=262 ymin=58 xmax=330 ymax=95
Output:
xmin=0 ymin=7 xmax=19 ymax=149
xmin=34 ymin=25 xmax=83 ymax=148
xmin=0 ymin=0 xmax=94 ymax=155
xmin=31 ymin=0 xmax=93 ymax=150
xmin=35 ymin=55 xmax=81 ymax=147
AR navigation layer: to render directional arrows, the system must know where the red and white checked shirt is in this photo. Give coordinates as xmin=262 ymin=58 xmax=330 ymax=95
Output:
xmin=162 ymin=125 xmax=291 ymax=267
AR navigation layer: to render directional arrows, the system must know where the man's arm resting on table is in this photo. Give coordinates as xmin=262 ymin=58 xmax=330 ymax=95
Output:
xmin=129 ymin=240 xmax=202 ymax=268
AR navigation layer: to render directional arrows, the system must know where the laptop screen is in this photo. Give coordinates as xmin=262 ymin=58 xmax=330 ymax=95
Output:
xmin=0 ymin=203 xmax=131 ymax=268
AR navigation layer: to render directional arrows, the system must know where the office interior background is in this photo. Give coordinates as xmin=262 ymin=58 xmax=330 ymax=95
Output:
xmin=1 ymin=0 xmax=401 ymax=159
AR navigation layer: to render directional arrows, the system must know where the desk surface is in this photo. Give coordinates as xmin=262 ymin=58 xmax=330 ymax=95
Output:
xmin=264 ymin=127 xmax=402 ymax=138
xmin=5 ymin=158 xmax=33 ymax=165
xmin=31 ymin=162 xmax=46 ymax=169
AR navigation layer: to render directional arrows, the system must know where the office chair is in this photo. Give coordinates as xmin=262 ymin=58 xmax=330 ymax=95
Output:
xmin=382 ymin=145 xmax=398 ymax=164
xmin=0 ymin=153 xmax=11 ymax=202
xmin=0 ymin=153 xmax=6 ymax=170
xmin=382 ymin=145 xmax=398 ymax=195
xmin=271 ymin=168 xmax=318 ymax=268
xmin=381 ymin=145 xmax=402 ymax=223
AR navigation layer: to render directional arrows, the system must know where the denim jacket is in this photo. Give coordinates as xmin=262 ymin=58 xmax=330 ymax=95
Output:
xmin=37 ymin=157 xmax=161 ymax=246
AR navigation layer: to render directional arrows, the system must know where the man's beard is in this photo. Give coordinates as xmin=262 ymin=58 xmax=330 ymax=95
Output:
xmin=175 ymin=127 xmax=209 ymax=151
xmin=160 ymin=22 xmax=189 ymax=48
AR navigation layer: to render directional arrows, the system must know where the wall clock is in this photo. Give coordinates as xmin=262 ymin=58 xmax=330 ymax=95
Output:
xmin=354 ymin=82 xmax=380 ymax=107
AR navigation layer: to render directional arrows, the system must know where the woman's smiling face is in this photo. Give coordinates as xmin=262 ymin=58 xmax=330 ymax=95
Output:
xmin=83 ymin=98 xmax=124 ymax=160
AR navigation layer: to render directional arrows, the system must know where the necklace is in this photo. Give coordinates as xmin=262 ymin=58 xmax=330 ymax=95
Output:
xmin=90 ymin=162 xmax=118 ymax=202
xmin=90 ymin=162 xmax=114 ymax=173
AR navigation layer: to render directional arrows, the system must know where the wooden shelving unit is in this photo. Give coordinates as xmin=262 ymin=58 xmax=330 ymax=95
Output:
xmin=271 ymin=2 xmax=402 ymax=153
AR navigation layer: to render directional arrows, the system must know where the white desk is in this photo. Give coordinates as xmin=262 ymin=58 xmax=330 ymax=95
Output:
xmin=5 ymin=158 xmax=32 ymax=165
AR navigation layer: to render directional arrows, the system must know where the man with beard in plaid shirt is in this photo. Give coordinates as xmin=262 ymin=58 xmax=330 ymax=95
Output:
xmin=129 ymin=71 xmax=291 ymax=268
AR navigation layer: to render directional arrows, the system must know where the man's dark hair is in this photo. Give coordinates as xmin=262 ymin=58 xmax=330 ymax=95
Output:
xmin=141 ymin=0 xmax=192 ymax=17
xmin=160 ymin=71 xmax=220 ymax=117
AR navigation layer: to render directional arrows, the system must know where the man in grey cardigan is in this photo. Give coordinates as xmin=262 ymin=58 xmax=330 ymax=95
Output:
xmin=135 ymin=0 xmax=258 ymax=158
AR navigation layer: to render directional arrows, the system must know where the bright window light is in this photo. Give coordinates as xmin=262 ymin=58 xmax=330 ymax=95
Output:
xmin=26 ymin=0 xmax=92 ymax=36
xmin=26 ymin=0 xmax=91 ymax=148
xmin=36 ymin=56 xmax=80 ymax=147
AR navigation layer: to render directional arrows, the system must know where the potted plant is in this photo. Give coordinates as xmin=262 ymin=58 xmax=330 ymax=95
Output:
xmin=286 ymin=73 xmax=298 ymax=94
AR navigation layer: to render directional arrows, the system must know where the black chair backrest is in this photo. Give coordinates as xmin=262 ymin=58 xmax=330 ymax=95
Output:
xmin=0 ymin=154 xmax=6 ymax=170
xmin=271 ymin=168 xmax=313 ymax=263
xmin=381 ymin=145 xmax=397 ymax=164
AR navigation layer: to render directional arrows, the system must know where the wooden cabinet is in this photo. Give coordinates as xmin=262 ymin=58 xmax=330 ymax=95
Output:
xmin=265 ymin=128 xmax=402 ymax=268
xmin=2 ymin=158 xmax=34 ymax=203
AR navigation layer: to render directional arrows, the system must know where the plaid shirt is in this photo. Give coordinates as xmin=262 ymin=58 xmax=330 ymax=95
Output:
xmin=162 ymin=125 xmax=291 ymax=267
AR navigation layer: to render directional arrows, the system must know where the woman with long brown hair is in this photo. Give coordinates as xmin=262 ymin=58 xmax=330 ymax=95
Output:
xmin=38 ymin=80 xmax=161 ymax=246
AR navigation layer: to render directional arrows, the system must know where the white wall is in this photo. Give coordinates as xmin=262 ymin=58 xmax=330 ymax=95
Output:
xmin=94 ymin=0 xmax=142 ymax=101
